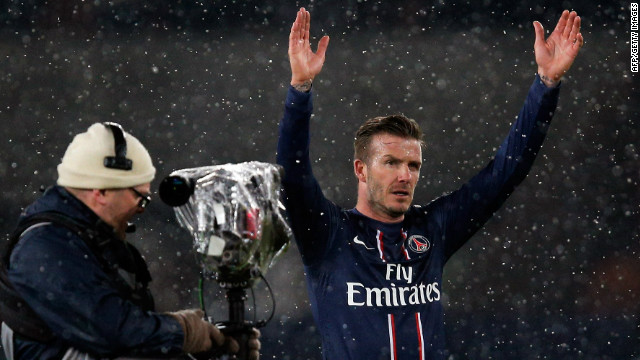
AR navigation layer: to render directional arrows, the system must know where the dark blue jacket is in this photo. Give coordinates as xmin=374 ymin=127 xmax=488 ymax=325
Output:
xmin=277 ymin=75 xmax=560 ymax=360
xmin=6 ymin=186 xmax=184 ymax=359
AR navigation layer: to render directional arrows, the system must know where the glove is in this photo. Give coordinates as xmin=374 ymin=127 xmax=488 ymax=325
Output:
xmin=167 ymin=309 xmax=225 ymax=354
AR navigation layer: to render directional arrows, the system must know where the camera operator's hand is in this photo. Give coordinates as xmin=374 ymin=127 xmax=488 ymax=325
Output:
xmin=246 ymin=328 xmax=261 ymax=360
xmin=168 ymin=309 xmax=239 ymax=354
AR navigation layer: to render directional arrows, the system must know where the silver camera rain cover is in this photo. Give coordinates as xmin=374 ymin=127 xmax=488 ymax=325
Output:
xmin=169 ymin=161 xmax=292 ymax=286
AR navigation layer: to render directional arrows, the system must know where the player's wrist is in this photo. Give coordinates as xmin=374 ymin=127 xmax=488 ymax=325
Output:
xmin=291 ymin=79 xmax=313 ymax=92
xmin=538 ymin=73 xmax=560 ymax=88
xmin=537 ymin=69 xmax=560 ymax=88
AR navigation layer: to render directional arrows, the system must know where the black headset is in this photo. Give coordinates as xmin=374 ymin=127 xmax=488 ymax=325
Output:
xmin=102 ymin=122 xmax=133 ymax=171
xmin=102 ymin=122 xmax=139 ymax=233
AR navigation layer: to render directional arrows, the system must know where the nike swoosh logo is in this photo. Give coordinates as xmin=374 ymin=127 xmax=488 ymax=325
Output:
xmin=353 ymin=236 xmax=374 ymax=250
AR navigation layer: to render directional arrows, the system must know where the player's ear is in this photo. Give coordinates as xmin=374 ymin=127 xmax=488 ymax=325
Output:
xmin=354 ymin=159 xmax=367 ymax=182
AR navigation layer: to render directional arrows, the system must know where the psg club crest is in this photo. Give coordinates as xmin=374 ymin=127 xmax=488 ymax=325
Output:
xmin=407 ymin=235 xmax=431 ymax=254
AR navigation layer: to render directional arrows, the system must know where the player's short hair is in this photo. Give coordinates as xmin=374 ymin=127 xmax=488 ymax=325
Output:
xmin=354 ymin=114 xmax=425 ymax=164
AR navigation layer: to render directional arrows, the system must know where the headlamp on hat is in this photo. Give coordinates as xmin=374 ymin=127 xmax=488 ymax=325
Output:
xmin=102 ymin=122 xmax=133 ymax=171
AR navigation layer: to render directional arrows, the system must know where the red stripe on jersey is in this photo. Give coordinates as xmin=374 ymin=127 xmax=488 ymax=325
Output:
xmin=376 ymin=230 xmax=386 ymax=262
xmin=402 ymin=245 xmax=410 ymax=260
xmin=388 ymin=314 xmax=397 ymax=360
xmin=401 ymin=230 xmax=410 ymax=260
xmin=415 ymin=312 xmax=425 ymax=360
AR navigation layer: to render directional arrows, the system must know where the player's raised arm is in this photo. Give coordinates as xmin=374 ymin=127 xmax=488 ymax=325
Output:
xmin=288 ymin=7 xmax=329 ymax=88
xmin=534 ymin=10 xmax=584 ymax=87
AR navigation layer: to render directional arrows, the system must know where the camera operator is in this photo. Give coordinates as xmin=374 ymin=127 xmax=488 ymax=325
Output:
xmin=0 ymin=123 xmax=260 ymax=360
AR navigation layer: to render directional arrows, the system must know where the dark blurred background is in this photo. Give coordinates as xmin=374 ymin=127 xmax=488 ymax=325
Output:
xmin=0 ymin=0 xmax=638 ymax=359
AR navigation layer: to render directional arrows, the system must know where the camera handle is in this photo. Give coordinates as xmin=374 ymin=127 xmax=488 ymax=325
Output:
xmin=218 ymin=287 xmax=252 ymax=360
xmin=190 ymin=287 xmax=253 ymax=360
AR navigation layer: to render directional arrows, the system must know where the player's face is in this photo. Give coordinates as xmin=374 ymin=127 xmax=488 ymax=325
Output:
xmin=364 ymin=133 xmax=422 ymax=220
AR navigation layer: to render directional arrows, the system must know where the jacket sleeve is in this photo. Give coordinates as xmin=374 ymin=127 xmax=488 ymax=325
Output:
xmin=432 ymin=75 xmax=561 ymax=260
xmin=7 ymin=225 xmax=184 ymax=357
xmin=276 ymin=86 xmax=341 ymax=266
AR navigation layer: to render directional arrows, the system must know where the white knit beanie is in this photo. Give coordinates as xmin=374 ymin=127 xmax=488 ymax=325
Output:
xmin=57 ymin=123 xmax=156 ymax=189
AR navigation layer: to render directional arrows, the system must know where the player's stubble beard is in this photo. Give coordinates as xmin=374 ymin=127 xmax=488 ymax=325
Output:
xmin=366 ymin=173 xmax=413 ymax=221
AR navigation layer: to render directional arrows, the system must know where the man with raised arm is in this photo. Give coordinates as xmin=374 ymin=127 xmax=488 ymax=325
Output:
xmin=277 ymin=7 xmax=583 ymax=359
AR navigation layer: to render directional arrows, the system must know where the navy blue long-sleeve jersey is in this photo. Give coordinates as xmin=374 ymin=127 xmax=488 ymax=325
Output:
xmin=277 ymin=75 xmax=560 ymax=360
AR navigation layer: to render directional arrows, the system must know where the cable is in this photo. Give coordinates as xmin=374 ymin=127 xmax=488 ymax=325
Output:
xmin=250 ymin=286 xmax=257 ymax=325
xmin=198 ymin=273 xmax=205 ymax=310
xmin=199 ymin=272 xmax=212 ymax=322
xmin=197 ymin=269 xmax=276 ymax=329
xmin=255 ymin=270 xmax=276 ymax=328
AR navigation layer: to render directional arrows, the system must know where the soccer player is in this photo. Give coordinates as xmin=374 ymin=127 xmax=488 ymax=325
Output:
xmin=276 ymin=7 xmax=583 ymax=360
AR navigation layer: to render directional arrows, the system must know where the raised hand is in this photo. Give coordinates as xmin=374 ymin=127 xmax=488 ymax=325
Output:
xmin=533 ymin=10 xmax=584 ymax=87
xmin=289 ymin=7 xmax=330 ymax=86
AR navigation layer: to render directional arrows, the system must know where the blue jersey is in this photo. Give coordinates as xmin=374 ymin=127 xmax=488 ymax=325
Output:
xmin=277 ymin=76 xmax=560 ymax=360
